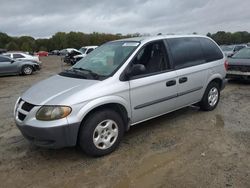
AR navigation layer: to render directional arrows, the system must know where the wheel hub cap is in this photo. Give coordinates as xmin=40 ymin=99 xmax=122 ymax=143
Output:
xmin=208 ymin=87 xmax=218 ymax=107
xmin=93 ymin=119 xmax=118 ymax=150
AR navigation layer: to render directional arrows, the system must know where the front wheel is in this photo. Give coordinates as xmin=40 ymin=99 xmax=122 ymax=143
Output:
xmin=78 ymin=109 xmax=124 ymax=157
xmin=22 ymin=65 xmax=33 ymax=75
xmin=199 ymin=82 xmax=220 ymax=111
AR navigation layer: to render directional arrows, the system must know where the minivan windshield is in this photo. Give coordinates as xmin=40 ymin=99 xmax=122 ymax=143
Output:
xmin=72 ymin=41 xmax=140 ymax=78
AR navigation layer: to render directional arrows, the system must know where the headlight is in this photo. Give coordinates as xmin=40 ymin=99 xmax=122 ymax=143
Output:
xmin=36 ymin=106 xmax=72 ymax=121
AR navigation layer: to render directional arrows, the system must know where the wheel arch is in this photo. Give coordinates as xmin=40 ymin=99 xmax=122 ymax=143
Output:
xmin=77 ymin=96 xmax=131 ymax=131
xmin=206 ymin=74 xmax=223 ymax=90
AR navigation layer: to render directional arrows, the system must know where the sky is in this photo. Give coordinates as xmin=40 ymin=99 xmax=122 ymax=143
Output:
xmin=0 ymin=0 xmax=250 ymax=38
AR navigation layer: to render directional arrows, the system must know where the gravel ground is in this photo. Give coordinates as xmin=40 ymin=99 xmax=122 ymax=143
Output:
xmin=0 ymin=56 xmax=249 ymax=188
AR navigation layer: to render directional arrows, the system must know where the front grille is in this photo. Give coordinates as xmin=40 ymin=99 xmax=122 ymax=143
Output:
xmin=16 ymin=99 xmax=36 ymax=122
xmin=228 ymin=65 xmax=250 ymax=72
xmin=22 ymin=101 xmax=35 ymax=112
xmin=18 ymin=112 xmax=26 ymax=121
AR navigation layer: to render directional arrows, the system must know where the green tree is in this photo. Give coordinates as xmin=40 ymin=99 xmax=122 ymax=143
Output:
xmin=5 ymin=41 xmax=19 ymax=51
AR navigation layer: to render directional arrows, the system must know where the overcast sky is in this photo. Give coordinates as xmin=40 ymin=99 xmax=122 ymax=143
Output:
xmin=0 ymin=0 xmax=250 ymax=38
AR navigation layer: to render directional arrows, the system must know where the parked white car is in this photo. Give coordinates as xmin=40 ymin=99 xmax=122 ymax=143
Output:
xmin=78 ymin=46 xmax=98 ymax=58
xmin=3 ymin=52 xmax=40 ymax=64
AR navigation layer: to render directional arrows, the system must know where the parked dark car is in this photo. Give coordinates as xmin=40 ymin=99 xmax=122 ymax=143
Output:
xmin=0 ymin=55 xmax=41 ymax=76
xmin=227 ymin=47 xmax=250 ymax=81
xmin=221 ymin=44 xmax=247 ymax=57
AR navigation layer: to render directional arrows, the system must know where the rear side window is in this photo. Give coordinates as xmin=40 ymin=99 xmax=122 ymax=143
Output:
xmin=167 ymin=37 xmax=205 ymax=69
xmin=13 ymin=54 xmax=25 ymax=58
xmin=199 ymin=38 xmax=223 ymax=62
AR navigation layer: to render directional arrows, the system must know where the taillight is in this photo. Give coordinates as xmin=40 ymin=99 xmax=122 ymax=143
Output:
xmin=224 ymin=60 xmax=228 ymax=71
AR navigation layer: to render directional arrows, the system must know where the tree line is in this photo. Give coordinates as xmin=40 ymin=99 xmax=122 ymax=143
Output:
xmin=0 ymin=32 xmax=141 ymax=52
xmin=0 ymin=31 xmax=249 ymax=52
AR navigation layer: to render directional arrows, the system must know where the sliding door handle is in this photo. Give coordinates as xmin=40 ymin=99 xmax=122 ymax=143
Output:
xmin=166 ymin=80 xmax=176 ymax=87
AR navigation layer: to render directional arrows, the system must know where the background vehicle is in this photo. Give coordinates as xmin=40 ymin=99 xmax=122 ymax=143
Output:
xmin=64 ymin=46 xmax=98 ymax=65
xmin=59 ymin=48 xmax=76 ymax=56
xmin=0 ymin=49 xmax=7 ymax=54
xmin=63 ymin=49 xmax=82 ymax=65
xmin=227 ymin=47 xmax=250 ymax=81
xmin=49 ymin=50 xmax=60 ymax=55
xmin=14 ymin=35 xmax=226 ymax=157
xmin=78 ymin=46 xmax=98 ymax=58
xmin=221 ymin=44 xmax=247 ymax=57
xmin=0 ymin=55 xmax=40 ymax=76
xmin=3 ymin=52 xmax=40 ymax=64
xmin=35 ymin=51 xmax=48 ymax=57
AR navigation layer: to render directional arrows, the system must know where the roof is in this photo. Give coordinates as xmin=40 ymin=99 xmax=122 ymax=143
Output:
xmin=114 ymin=34 xmax=209 ymax=43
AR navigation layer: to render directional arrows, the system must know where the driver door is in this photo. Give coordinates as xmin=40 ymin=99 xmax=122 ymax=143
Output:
xmin=128 ymin=40 xmax=178 ymax=124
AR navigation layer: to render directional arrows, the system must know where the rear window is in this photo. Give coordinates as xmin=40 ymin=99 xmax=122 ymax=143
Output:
xmin=167 ymin=37 xmax=206 ymax=69
xmin=199 ymin=38 xmax=223 ymax=62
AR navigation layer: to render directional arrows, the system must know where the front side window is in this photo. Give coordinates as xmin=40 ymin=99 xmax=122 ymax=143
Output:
xmin=167 ymin=37 xmax=205 ymax=69
xmin=0 ymin=56 xmax=10 ymax=62
xmin=4 ymin=54 xmax=11 ymax=57
xmin=71 ymin=41 xmax=140 ymax=77
xmin=79 ymin=47 xmax=87 ymax=54
xmin=86 ymin=48 xmax=94 ymax=54
xmin=130 ymin=40 xmax=170 ymax=76
xmin=13 ymin=54 xmax=25 ymax=59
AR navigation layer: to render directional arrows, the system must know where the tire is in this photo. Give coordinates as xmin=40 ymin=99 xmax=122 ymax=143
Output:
xmin=78 ymin=109 xmax=124 ymax=157
xmin=199 ymin=82 xmax=220 ymax=111
xmin=22 ymin=65 xmax=33 ymax=75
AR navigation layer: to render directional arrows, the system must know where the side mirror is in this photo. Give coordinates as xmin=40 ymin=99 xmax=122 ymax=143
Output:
xmin=10 ymin=60 xmax=15 ymax=64
xmin=127 ymin=64 xmax=146 ymax=77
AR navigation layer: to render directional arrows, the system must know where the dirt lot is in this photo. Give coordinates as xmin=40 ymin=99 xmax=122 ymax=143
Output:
xmin=0 ymin=56 xmax=249 ymax=188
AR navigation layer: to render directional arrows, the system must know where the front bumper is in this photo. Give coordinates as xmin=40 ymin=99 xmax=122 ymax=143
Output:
xmin=14 ymin=99 xmax=81 ymax=148
xmin=16 ymin=122 xmax=80 ymax=148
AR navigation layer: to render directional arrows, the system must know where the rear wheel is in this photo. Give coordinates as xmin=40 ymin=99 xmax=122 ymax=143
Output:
xmin=22 ymin=65 xmax=33 ymax=75
xmin=78 ymin=109 xmax=124 ymax=157
xmin=199 ymin=82 xmax=220 ymax=111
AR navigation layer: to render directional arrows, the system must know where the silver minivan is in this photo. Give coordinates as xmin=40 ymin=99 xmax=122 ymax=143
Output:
xmin=14 ymin=35 xmax=227 ymax=156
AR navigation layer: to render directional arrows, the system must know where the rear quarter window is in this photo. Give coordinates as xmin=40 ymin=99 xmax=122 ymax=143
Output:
xmin=199 ymin=38 xmax=223 ymax=62
xmin=167 ymin=37 xmax=206 ymax=69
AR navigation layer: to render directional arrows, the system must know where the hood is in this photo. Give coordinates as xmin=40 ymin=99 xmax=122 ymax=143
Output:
xmin=22 ymin=75 xmax=99 ymax=105
xmin=228 ymin=58 xmax=250 ymax=66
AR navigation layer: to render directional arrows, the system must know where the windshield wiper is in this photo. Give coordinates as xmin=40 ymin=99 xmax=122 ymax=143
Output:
xmin=72 ymin=67 xmax=100 ymax=79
